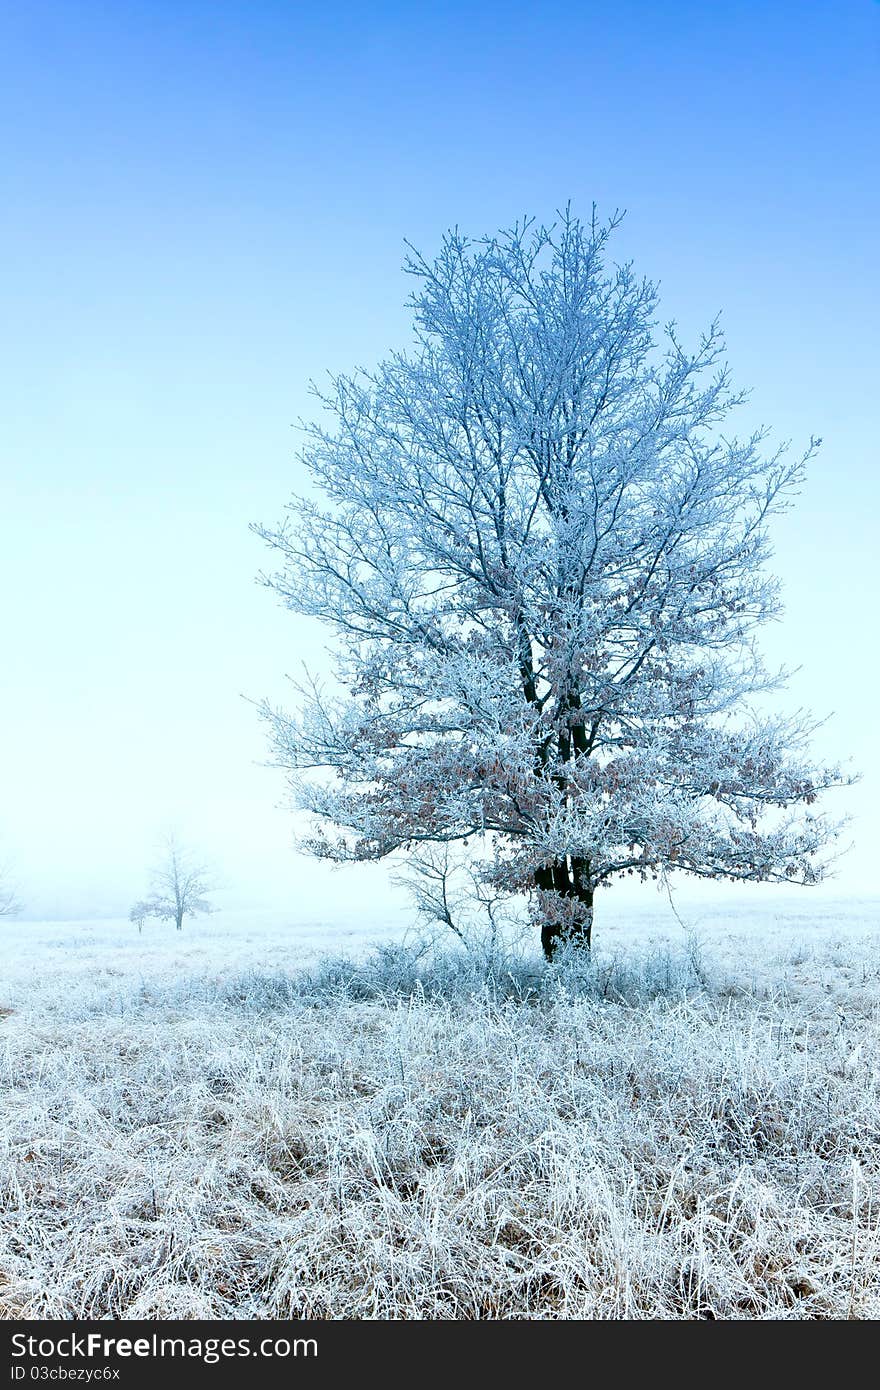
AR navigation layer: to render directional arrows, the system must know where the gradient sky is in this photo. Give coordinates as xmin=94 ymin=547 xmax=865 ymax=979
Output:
xmin=2 ymin=0 xmax=878 ymax=920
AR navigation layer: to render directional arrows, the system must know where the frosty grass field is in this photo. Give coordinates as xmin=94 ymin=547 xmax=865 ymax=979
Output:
xmin=1 ymin=897 xmax=879 ymax=1320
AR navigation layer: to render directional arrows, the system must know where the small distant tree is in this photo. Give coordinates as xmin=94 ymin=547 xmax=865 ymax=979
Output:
xmin=255 ymin=208 xmax=853 ymax=959
xmin=0 ymin=874 xmax=21 ymax=919
xmin=129 ymin=902 xmax=150 ymax=934
xmin=132 ymin=834 xmax=216 ymax=932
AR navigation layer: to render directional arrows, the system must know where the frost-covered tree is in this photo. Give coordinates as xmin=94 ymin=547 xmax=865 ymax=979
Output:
xmin=0 ymin=845 xmax=21 ymax=918
xmin=0 ymin=873 xmax=21 ymax=918
xmin=256 ymin=209 xmax=850 ymax=958
xmin=131 ymin=834 xmax=216 ymax=932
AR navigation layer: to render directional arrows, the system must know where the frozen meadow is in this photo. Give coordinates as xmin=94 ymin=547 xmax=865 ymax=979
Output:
xmin=1 ymin=896 xmax=879 ymax=1319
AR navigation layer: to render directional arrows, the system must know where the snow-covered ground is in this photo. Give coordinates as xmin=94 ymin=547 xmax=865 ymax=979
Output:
xmin=2 ymin=896 xmax=879 ymax=1319
xmin=3 ymin=894 xmax=878 ymax=1018
xmin=1 ymin=908 xmax=407 ymax=1019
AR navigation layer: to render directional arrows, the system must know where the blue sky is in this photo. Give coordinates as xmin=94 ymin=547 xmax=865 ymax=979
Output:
xmin=1 ymin=1 xmax=878 ymax=918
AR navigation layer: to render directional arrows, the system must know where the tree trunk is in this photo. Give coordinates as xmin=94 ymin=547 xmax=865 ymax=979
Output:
xmin=536 ymin=862 xmax=594 ymax=960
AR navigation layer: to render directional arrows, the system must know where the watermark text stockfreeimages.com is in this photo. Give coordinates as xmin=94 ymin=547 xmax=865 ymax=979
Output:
xmin=10 ymin=1334 xmax=316 ymax=1368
